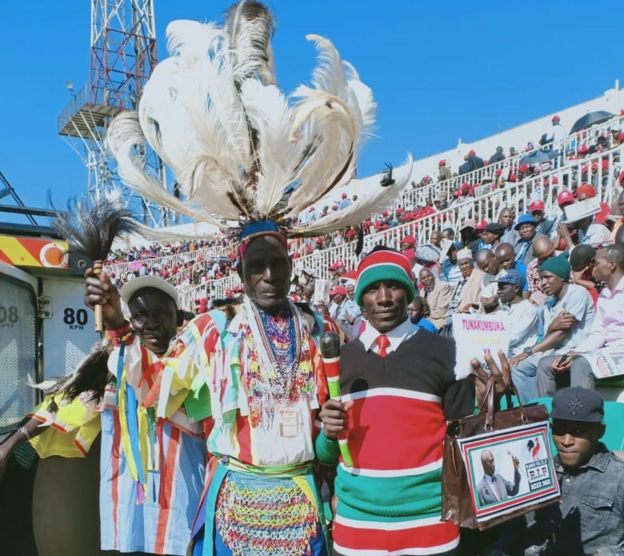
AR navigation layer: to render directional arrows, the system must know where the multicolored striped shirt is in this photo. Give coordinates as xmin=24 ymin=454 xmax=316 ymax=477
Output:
xmin=100 ymin=314 xmax=215 ymax=554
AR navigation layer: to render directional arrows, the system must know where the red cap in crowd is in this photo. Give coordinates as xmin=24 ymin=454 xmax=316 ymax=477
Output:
xmin=330 ymin=285 xmax=348 ymax=297
xmin=518 ymin=164 xmax=530 ymax=173
xmin=495 ymin=169 xmax=503 ymax=176
xmin=552 ymin=115 xmax=560 ymax=123
xmin=475 ymin=220 xmax=488 ymax=231
xmin=439 ymin=160 xmax=446 ymax=166
xmin=401 ymin=235 xmax=416 ymax=246
xmin=557 ymin=190 xmax=575 ymax=207
xmin=578 ymin=144 xmax=589 ymax=155
xmin=577 ymin=183 xmax=596 ymax=199
xmin=529 ymin=200 xmax=545 ymax=213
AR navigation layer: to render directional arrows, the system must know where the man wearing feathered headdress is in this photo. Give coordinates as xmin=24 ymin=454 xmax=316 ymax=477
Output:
xmin=101 ymin=1 xmax=413 ymax=554
xmin=98 ymin=1 xmax=411 ymax=555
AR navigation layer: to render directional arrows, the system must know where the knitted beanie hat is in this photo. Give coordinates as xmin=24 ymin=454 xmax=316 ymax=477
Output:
xmin=355 ymin=246 xmax=416 ymax=306
xmin=538 ymin=253 xmax=571 ymax=280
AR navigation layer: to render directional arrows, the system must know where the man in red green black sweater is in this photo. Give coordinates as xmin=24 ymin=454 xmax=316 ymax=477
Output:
xmin=317 ymin=246 xmax=510 ymax=555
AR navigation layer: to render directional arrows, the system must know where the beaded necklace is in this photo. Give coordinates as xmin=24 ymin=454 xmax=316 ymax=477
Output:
xmin=258 ymin=305 xmax=297 ymax=379
xmin=241 ymin=299 xmax=315 ymax=427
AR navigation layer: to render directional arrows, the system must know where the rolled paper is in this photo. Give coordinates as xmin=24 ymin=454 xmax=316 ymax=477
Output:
xmin=319 ymin=332 xmax=353 ymax=467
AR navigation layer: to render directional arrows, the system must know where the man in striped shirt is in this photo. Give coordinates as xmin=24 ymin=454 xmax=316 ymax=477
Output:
xmin=317 ymin=246 xmax=510 ymax=555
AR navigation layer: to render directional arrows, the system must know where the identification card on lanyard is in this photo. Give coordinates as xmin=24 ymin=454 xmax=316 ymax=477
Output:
xmin=279 ymin=409 xmax=299 ymax=438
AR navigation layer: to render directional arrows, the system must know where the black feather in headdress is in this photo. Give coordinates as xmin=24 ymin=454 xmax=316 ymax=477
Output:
xmin=379 ymin=163 xmax=395 ymax=187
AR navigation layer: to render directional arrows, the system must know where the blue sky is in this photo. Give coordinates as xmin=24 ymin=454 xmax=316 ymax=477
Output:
xmin=1 ymin=0 xmax=623 ymax=225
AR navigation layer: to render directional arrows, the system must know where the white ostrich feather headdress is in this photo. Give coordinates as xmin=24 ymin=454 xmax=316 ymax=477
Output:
xmin=107 ymin=1 xmax=411 ymax=238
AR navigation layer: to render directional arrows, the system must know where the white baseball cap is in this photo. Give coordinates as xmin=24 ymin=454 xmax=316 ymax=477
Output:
xmin=119 ymin=275 xmax=179 ymax=306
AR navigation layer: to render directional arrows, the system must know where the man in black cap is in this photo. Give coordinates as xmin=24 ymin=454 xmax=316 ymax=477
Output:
xmin=527 ymin=387 xmax=624 ymax=555
xmin=481 ymin=222 xmax=506 ymax=250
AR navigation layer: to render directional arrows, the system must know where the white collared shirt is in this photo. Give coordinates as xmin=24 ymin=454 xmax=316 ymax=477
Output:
xmin=575 ymin=276 xmax=624 ymax=353
xmin=359 ymin=317 xmax=419 ymax=355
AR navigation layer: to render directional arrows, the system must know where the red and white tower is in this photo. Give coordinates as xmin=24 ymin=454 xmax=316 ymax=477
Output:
xmin=59 ymin=0 xmax=168 ymax=225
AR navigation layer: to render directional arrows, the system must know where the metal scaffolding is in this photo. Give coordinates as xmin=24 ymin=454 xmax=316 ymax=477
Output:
xmin=58 ymin=0 xmax=169 ymax=226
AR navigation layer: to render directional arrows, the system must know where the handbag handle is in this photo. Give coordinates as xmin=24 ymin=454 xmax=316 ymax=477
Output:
xmin=481 ymin=375 xmax=528 ymax=431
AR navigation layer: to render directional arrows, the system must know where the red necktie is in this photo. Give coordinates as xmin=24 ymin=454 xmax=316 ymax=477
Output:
xmin=375 ymin=334 xmax=390 ymax=357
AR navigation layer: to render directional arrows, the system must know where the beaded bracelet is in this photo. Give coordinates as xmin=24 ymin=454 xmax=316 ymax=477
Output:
xmin=105 ymin=321 xmax=133 ymax=344
xmin=106 ymin=321 xmax=131 ymax=338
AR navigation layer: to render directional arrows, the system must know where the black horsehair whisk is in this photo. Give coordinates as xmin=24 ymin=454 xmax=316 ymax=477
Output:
xmin=54 ymin=196 xmax=137 ymax=331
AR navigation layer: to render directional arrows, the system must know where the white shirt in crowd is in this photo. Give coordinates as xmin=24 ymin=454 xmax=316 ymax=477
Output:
xmin=480 ymin=273 xmax=498 ymax=299
xmin=579 ymin=221 xmax=611 ymax=246
xmin=574 ymin=276 xmax=624 ymax=354
xmin=500 ymin=300 xmax=540 ymax=357
xmin=543 ymin=284 xmax=595 ymax=354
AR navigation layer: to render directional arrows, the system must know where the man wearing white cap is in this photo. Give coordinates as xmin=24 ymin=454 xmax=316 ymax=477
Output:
xmin=456 ymin=248 xmax=486 ymax=312
xmin=74 ymin=273 xmax=210 ymax=555
xmin=444 ymin=249 xmax=484 ymax=330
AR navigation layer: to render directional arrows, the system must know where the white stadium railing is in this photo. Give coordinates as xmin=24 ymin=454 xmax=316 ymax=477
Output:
xmin=105 ymin=244 xmax=226 ymax=278
xmin=174 ymin=143 xmax=622 ymax=309
xmin=109 ymin=113 xmax=624 ymax=286
xmin=105 ymin=114 xmax=622 ymax=310
xmin=396 ymin=114 xmax=623 ymax=209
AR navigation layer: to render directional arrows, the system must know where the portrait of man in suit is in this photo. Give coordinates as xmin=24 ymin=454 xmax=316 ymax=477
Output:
xmin=477 ymin=449 xmax=521 ymax=506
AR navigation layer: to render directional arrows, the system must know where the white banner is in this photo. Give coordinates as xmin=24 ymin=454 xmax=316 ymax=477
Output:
xmin=452 ymin=313 xmax=510 ymax=379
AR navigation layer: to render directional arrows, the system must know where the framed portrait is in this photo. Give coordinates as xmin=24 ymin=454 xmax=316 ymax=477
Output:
xmin=456 ymin=421 xmax=560 ymax=524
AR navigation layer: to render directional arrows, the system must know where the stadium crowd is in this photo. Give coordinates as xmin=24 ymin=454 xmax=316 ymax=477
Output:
xmin=36 ymin=101 xmax=624 ymax=556
xmin=5 ymin=1 xmax=624 ymax=553
xmin=106 ymin=113 xmax=624 ymax=297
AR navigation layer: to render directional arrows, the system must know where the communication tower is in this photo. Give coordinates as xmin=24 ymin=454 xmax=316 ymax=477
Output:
xmin=58 ymin=0 xmax=169 ymax=226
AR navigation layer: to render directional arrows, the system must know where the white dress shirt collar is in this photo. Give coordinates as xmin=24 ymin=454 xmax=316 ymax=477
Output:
xmin=359 ymin=317 xmax=418 ymax=355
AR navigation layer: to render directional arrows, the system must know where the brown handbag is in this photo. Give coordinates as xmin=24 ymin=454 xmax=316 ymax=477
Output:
xmin=442 ymin=378 xmax=560 ymax=530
